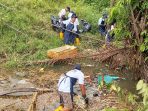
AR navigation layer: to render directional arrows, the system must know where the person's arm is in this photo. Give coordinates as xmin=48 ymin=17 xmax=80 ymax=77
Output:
xmin=79 ymin=84 xmax=89 ymax=105
xmin=79 ymin=84 xmax=86 ymax=96
xmin=78 ymin=72 xmax=88 ymax=104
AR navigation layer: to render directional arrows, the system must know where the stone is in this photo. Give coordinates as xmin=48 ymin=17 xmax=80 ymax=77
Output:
xmin=15 ymin=72 xmax=28 ymax=77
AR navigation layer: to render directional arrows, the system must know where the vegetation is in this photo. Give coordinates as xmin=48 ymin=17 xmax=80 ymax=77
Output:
xmin=109 ymin=0 xmax=148 ymax=79
xmin=136 ymin=80 xmax=148 ymax=111
xmin=0 ymin=0 xmax=148 ymax=110
xmin=0 ymin=0 xmax=105 ymax=68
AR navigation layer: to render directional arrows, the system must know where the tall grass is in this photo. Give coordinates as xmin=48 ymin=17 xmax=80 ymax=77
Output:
xmin=0 ymin=0 xmax=108 ymax=68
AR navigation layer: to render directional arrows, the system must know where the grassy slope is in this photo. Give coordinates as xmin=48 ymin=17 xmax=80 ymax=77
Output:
xmin=0 ymin=0 xmax=101 ymax=68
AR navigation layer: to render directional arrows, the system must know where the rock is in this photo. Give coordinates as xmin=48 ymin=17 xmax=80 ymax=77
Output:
xmin=17 ymin=80 xmax=28 ymax=84
xmin=15 ymin=72 xmax=28 ymax=77
xmin=0 ymin=80 xmax=9 ymax=84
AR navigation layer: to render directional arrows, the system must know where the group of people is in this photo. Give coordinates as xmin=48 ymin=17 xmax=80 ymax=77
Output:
xmin=98 ymin=14 xmax=116 ymax=45
xmin=58 ymin=7 xmax=116 ymax=46
xmin=58 ymin=7 xmax=79 ymax=45
xmin=56 ymin=8 xmax=117 ymax=111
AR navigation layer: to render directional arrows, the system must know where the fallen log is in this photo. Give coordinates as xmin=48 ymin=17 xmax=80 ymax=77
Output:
xmin=24 ymin=47 xmax=126 ymax=66
xmin=25 ymin=57 xmax=74 ymax=66
xmin=0 ymin=88 xmax=53 ymax=96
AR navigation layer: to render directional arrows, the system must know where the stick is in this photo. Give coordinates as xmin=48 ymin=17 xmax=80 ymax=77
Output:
xmin=27 ymin=92 xmax=38 ymax=111
xmin=0 ymin=88 xmax=53 ymax=96
xmin=51 ymin=24 xmax=105 ymax=43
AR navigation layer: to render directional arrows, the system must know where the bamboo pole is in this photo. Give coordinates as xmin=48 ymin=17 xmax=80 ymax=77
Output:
xmin=27 ymin=92 xmax=38 ymax=111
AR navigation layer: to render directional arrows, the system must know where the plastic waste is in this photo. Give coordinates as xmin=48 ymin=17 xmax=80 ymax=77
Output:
xmin=98 ymin=75 xmax=120 ymax=84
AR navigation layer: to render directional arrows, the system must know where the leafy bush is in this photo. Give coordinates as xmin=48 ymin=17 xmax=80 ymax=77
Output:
xmin=137 ymin=80 xmax=148 ymax=110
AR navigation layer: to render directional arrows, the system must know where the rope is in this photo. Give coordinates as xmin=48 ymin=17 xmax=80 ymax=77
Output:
xmin=51 ymin=24 xmax=105 ymax=43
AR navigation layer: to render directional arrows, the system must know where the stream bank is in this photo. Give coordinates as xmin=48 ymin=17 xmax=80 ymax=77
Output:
xmin=0 ymin=58 xmax=138 ymax=111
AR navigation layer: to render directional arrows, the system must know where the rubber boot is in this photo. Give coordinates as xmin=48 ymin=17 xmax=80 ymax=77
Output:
xmin=75 ymin=37 xmax=80 ymax=45
xmin=59 ymin=32 xmax=64 ymax=40
xmin=55 ymin=105 xmax=63 ymax=111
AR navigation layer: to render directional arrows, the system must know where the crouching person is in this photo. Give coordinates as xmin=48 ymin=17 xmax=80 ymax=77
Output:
xmin=58 ymin=64 xmax=88 ymax=111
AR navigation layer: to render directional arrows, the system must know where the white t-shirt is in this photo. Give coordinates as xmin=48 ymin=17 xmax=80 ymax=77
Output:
xmin=68 ymin=12 xmax=73 ymax=19
xmin=98 ymin=17 xmax=104 ymax=25
xmin=62 ymin=18 xmax=79 ymax=32
xmin=58 ymin=69 xmax=84 ymax=93
xmin=58 ymin=9 xmax=66 ymax=18
xmin=111 ymin=25 xmax=114 ymax=30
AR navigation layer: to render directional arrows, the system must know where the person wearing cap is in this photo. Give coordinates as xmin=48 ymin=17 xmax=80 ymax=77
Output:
xmin=98 ymin=14 xmax=108 ymax=36
xmin=64 ymin=14 xmax=77 ymax=44
xmin=63 ymin=12 xmax=79 ymax=33
xmin=58 ymin=7 xmax=70 ymax=23
xmin=58 ymin=64 xmax=88 ymax=111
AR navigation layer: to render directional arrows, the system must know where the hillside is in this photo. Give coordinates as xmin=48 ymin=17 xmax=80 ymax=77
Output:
xmin=0 ymin=0 xmax=102 ymax=68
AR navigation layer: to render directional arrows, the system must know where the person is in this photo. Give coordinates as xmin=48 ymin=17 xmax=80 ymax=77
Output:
xmin=63 ymin=14 xmax=77 ymax=44
xmin=58 ymin=64 xmax=88 ymax=111
xmin=58 ymin=7 xmax=70 ymax=23
xmin=64 ymin=11 xmax=79 ymax=33
xmin=98 ymin=14 xmax=108 ymax=36
xmin=105 ymin=19 xmax=116 ymax=46
xmin=63 ymin=13 xmax=79 ymax=44
xmin=68 ymin=11 xmax=75 ymax=19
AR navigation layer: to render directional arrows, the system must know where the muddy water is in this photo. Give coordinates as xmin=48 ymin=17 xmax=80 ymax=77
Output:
xmin=47 ymin=58 xmax=137 ymax=94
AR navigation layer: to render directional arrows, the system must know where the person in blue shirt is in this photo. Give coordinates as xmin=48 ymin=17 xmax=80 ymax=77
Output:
xmin=64 ymin=14 xmax=77 ymax=44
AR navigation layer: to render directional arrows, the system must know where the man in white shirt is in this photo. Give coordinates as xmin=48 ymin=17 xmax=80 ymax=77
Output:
xmin=58 ymin=64 xmax=88 ymax=111
xmin=63 ymin=12 xmax=79 ymax=32
xmin=58 ymin=7 xmax=70 ymax=22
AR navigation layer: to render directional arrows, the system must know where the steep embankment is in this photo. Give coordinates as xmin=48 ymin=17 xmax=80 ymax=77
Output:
xmin=0 ymin=0 xmax=102 ymax=68
xmin=0 ymin=0 xmax=64 ymax=68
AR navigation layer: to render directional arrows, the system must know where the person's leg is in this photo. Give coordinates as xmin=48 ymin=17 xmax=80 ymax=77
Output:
xmin=64 ymin=32 xmax=70 ymax=44
xmin=61 ymin=92 xmax=73 ymax=111
xmin=70 ymin=34 xmax=76 ymax=44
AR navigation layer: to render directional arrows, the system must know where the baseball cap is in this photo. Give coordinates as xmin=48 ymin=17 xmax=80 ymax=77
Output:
xmin=74 ymin=64 xmax=81 ymax=70
xmin=71 ymin=14 xmax=77 ymax=18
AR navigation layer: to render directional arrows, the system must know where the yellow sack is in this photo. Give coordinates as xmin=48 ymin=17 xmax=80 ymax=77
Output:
xmin=59 ymin=32 xmax=64 ymax=40
xmin=75 ymin=37 xmax=80 ymax=45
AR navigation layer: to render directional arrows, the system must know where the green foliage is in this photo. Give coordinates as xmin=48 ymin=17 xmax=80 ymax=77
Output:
xmin=140 ymin=31 xmax=148 ymax=52
xmin=109 ymin=0 xmax=130 ymax=40
xmin=102 ymin=108 xmax=119 ymax=111
xmin=127 ymin=92 xmax=137 ymax=105
xmin=1 ymin=0 xmax=110 ymax=68
xmin=136 ymin=80 xmax=148 ymax=110
xmin=0 ymin=0 xmax=65 ymax=67
xmin=84 ymin=0 xmax=110 ymax=11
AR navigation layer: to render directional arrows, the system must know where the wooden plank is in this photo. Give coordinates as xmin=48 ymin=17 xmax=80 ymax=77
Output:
xmin=47 ymin=45 xmax=77 ymax=59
